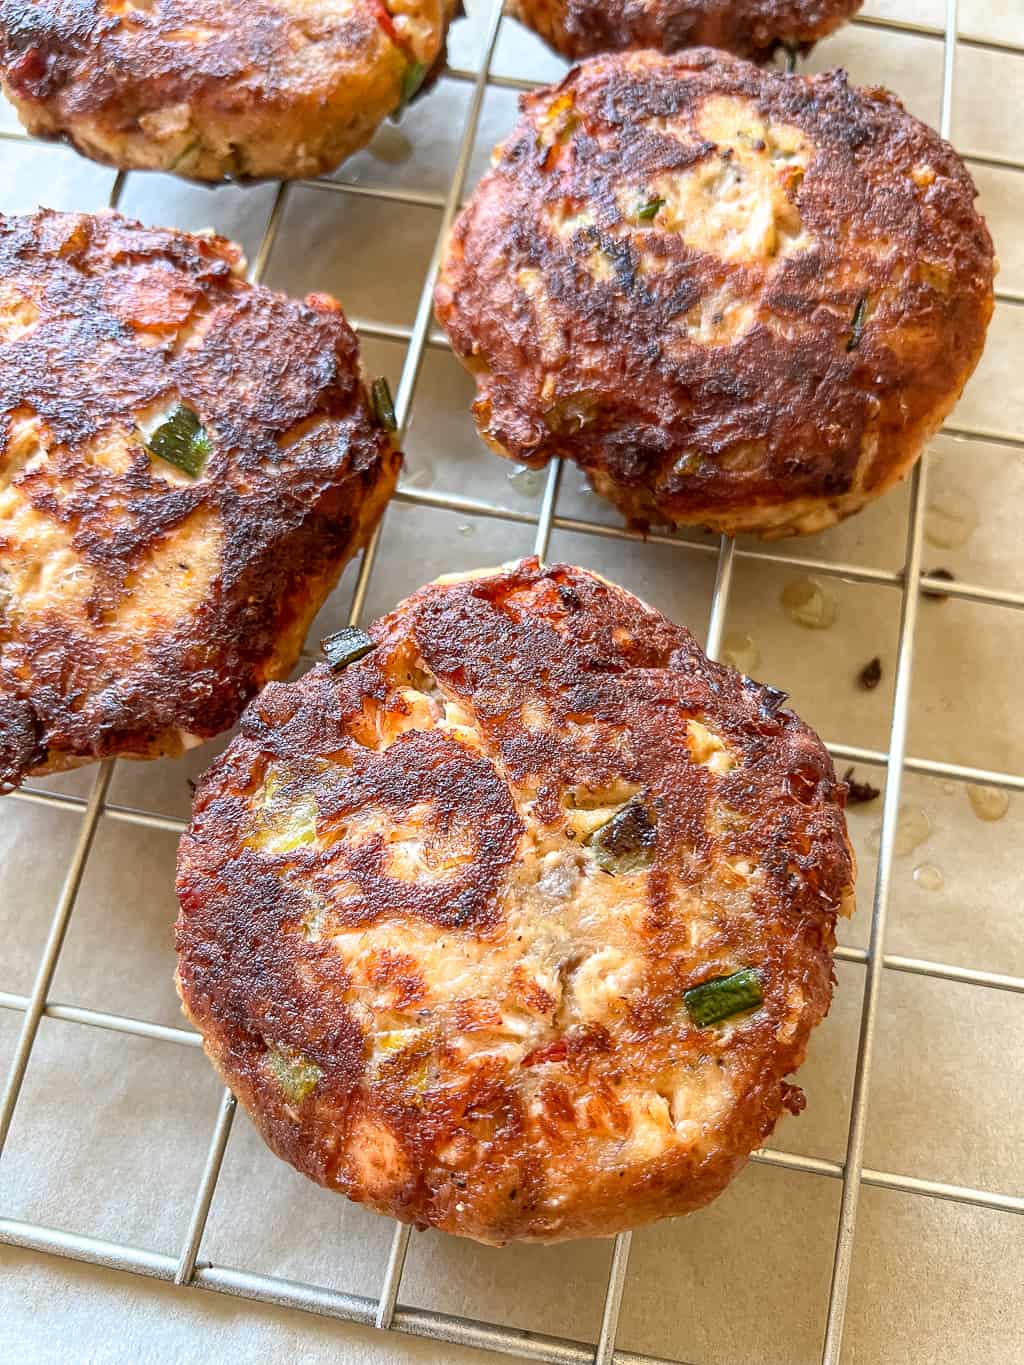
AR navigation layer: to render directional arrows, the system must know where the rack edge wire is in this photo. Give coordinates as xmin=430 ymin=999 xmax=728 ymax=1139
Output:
xmin=0 ymin=2 xmax=1021 ymax=1363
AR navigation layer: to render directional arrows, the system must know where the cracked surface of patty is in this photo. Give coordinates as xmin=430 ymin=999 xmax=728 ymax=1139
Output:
xmin=435 ymin=49 xmax=995 ymax=538
xmin=0 ymin=0 xmax=455 ymax=181
xmin=507 ymin=0 xmax=862 ymax=63
xmin=176 ymin=558 xmax=855 ymax=1243
xmin=0 ymin=209 xmax=400 ymax=790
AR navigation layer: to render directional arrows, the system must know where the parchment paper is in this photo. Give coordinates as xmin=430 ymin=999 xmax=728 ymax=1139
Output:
xmin=1 ymin=0 xmax=1022 ymax=1359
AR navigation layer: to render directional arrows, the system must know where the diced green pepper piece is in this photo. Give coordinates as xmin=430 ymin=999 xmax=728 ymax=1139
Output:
xmin=370 ymin=376 xmax=398 ymax=432
xmin=587 ymin=796 xmax=656 ymax=873
xmin=636 ymin=196 xmax=665 ymax=221
xmin=249 ymin=790 xmax=318 ymax=855
xmin=398 ymin=59 xmax=427 ymax=114
xmin=846 ymin=294 xmax=868 ymax=352
xmin=684 ymin=968 xmax=763 ymax=1028
xmin=321 ymin=626 xmax=376 ymax=670
xmin=265 ymin=1046 xmax=322 ymax=1103
xmin=145 ymin=403 xmax=210 ymax=478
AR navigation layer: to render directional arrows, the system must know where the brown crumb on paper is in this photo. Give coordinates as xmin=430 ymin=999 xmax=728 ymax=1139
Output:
xmin=923 ymin=567 xmax=956 ymax=601
xmin=843 ymin=767 xmax=881 ymax=806
xmin=857 ymin=657 xmax=882 ymax=690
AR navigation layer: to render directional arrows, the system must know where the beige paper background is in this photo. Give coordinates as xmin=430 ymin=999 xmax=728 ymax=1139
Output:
xmin=1 ymin=1 xmax=1022 ymax=1360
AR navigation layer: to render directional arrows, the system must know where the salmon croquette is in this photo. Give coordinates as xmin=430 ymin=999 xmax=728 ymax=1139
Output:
xmin=506 ymin=0 xmax=862 ymax=63
xmin=176 ymin=559 xmax=855 ymax=1244
xmin=0 ymin=210 xmax=400 ymax=790
xmin=0 ymin=0 xmax=455 ymax=182
xmin=435 ymin=50 xmax=996 ymax=538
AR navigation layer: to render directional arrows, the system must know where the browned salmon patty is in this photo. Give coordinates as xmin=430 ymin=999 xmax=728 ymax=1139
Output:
xmin=176 ymin=558 xmax=855 ymax=1244
xmin=435 ymin=49 xmax=996 ymax=539
xmin=0 ymin=209 xmax=400 ymax=790
xmin=0 ymin=0 xmax=455 ymax=182
xmin=507 ymin=0 xmax=862 ymax=63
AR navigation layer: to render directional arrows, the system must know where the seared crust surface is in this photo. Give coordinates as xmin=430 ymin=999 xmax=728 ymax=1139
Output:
xmin=0 ymin=209 xmax=399 ymax=789
xmin=176 ymin=559 xmax=854 ymax=1243
xmin=435 ymin=50 xmax=995 ymax=538
xmin=0 ymin=0 xmax=453 ymax=181
xmin=507 ymin=0 xmax=861 ymax=62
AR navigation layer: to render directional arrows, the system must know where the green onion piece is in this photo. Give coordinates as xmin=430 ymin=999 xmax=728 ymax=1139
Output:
xmin=846 ymin=294 xmax=868 ymax=352
xmin=398 ymin=59 xmax=427 ymax=113
xmin=265 ymin=1046 xmax=321 ymax=1103
xmin=684 ymin=968 xmax=763 ymax=1028
xmin=322 ymin=626 xmax=376 ymax=670
xmin=370 ymin=376 xmax=398 ymax=432
xmin=145 ymin=403 xmax=210 ymax=478
xmin=587 ymin=796 xmax=656 ymax=874
xmin=636 ymin=196 xmax=665 ymax=221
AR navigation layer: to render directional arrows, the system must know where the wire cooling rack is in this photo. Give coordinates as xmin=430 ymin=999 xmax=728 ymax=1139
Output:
xmin=1 ymin=1 xmax=1022 ymax=1361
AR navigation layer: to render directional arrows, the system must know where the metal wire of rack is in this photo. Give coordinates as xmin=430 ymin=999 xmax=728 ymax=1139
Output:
xmin=0 ymin=0 xmax=1022 ymax=1361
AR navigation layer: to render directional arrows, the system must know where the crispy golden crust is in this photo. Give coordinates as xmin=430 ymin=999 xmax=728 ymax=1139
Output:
xmin=176 ymin=559 xmax=854 ymax=1243
xmin=507 ymin=0 xmax=861 ymax=62
xmin=0 ymin=0 xmax=453 ymax=181
xmin=0 ymin=209 xmax=400 ymax=790
xmin=435 ymin=50 xmax=995 ymax=538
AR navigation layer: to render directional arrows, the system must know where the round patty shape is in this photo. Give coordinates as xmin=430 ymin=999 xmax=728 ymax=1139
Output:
xmin=435 ymin=50 xmax=996 ymax=538
xmin=506 ymin=0 xmax=862 ymax=63
xmin=0 ymin=209 xmax=400 ymax=790
xmin=176 ymin=558 xmax=855 ymax=1243
xmin=0 ymin=0 xmax=453 ymax=181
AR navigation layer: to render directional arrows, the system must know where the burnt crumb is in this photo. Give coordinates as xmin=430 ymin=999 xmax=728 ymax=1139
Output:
xmin=857 ymin=657 xmax=882 ymax=690
xmin=557 ymin=584 xmax=582 ymax=610
xmin=923 ymin=567 xmax=955 ymax=602
xmin=842 ymin=766 xmax=880 ymax=805
xmin=780 ymin=1081 xmax=806 ymax=1115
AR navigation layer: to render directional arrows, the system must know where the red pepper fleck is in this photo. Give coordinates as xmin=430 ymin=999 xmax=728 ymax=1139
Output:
xmin=521 ymin=1038 xmax=568 ymax=1067
xmin=373 ymin=0 xmax=403 ymax=50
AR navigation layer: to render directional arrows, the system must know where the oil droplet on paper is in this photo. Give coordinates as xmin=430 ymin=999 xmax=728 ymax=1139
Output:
xmin=868 ymin=804 xmax=931 ymax=856
xmin=781 ymin=577 xmax=837 ymax=630
xmin=402 ymin=460 xmax=435 ymax=490
xmin=507 ymin=465 xmax=543 ymax=498
xmin=924 ymin=487 xmax=977 ymax=549
xmin=369 ymin=123 xmax=413 ymax=165
xmin=967 ymin=784 xmax=1009 ymax=822
xmin=458 ymin=523 xmax=475 ymax=538
xmin=913 ymin=862 xmax=944 ymax=892
xmin=720 ymin=631 xmax=761 ymax=674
